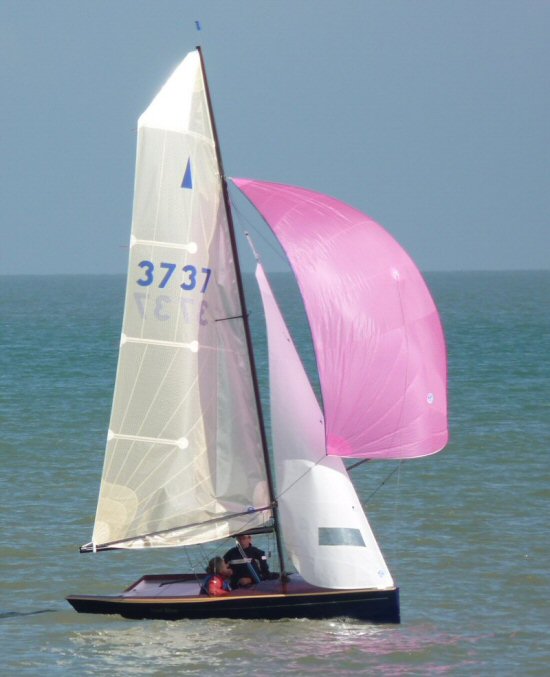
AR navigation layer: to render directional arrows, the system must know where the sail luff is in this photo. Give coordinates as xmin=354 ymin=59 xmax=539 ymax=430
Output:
xmin=195 ymin=48 xmax=287 ymax=576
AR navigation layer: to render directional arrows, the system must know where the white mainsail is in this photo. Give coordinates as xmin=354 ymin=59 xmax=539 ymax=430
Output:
xmin=256 ymin=264 xmax=394 ymax=589
xmin=91 ymin=52 xmax=270 ymax=550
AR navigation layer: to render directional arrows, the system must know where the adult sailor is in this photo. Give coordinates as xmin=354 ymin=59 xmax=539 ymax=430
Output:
xmin=224 ymin=534 xmax=278 ymax=588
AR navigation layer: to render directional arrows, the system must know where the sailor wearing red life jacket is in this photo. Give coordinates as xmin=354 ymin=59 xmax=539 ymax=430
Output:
xmin=200 ymin=556 xmax=233 ymax=596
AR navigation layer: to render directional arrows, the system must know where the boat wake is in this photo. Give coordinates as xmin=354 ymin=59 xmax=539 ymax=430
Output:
xmin=0 ymin=608 xmax=57 ymax=620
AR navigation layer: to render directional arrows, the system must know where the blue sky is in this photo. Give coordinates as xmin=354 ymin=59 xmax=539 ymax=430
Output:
xmin=1 ymin=0 xmax=548 ymax=274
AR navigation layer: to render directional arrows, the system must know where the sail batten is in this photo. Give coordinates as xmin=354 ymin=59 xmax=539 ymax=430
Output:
xmin=107 ymin=431 xmax=190 ymax=449
xmin=130 ymin=237 xmax=199 ymax=252
xmin=120 ymin=335 xmax=200 ymax=351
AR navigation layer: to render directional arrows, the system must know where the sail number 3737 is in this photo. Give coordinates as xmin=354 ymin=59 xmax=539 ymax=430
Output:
xmin=137 ymin=260 xmax=212 ymax=293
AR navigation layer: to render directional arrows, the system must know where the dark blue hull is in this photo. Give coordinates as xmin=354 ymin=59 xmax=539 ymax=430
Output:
xmin=67 ymin=574 xmax=400 ymax=623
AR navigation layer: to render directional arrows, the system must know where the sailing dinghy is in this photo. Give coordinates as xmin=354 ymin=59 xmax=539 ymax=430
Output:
xmin=66 ymin=48 xmax=448 ymax=622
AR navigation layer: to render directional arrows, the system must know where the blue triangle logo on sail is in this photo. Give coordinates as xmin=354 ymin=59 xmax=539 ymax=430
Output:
xmin=181 ymin=158 xmax=193 ymax=189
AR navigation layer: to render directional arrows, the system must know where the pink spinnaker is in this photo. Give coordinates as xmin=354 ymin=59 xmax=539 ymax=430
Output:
xmin=234 ymin=179 xmax=448 ymax=460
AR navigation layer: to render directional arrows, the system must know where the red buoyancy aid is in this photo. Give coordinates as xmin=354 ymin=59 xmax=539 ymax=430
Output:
xmin=200 ymin=574 xmax=232 ymax=596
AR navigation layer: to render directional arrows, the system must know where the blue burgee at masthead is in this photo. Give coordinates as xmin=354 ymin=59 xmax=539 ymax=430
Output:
xmin=182 ymin=158 xmax=193 ymax=189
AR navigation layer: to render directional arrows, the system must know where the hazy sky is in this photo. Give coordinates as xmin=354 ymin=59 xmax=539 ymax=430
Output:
xmin=1 ymin=0 xmax=548 ymax=275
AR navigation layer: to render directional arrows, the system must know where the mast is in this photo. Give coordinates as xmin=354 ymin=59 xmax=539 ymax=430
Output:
xmin=196 ymin=46 xmax=287 ymax=578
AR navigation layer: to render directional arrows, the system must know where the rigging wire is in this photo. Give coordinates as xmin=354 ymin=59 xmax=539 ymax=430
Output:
xmin=273 ymin=453 xmax=327 ymax=503
xmin=346 ymin=458 xmax=370 ymax=472
xmin=391 ymin=461 xmax=403 ymax=565
xmin=364 ymin=461 xmax=402 ymax=505
xmin=228 ymin=185 xmax=289 ymax=269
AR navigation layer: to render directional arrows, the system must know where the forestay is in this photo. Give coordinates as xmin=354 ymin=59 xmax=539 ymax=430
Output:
xmin=235 ymin=179 xmax=448 ymax=460
xmin=256 ymin=264 xmax=394 ymax=589
xmin=89 ymin=53 xmax=270 ymax=551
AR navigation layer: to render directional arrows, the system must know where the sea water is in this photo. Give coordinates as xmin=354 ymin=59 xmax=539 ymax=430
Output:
xmin=1 ymin=271 xmax=549 ymax=675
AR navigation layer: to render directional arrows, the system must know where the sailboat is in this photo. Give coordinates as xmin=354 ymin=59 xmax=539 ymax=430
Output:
xmin=66 ymin=48 xmax=448 ymax=622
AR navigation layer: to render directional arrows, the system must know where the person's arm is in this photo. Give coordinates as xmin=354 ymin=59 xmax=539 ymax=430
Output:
xmin=252 ymin=547 xmax=270 ymax=578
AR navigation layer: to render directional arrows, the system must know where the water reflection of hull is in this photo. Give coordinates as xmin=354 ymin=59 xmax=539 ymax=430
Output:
xmin=67 ymin=573 xmax=400 ymax=622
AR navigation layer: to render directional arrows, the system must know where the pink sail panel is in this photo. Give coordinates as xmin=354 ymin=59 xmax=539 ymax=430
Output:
xmin=234 ymin=179 xmax=448 ymax=460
